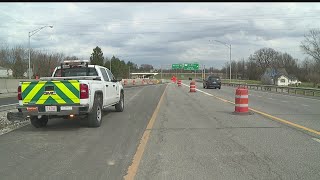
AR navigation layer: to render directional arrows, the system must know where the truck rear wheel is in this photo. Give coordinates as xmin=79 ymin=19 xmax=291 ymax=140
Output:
xmin=88 ymin=94 xmax=102 ymax=127
xmin=30 ymin=116 xmax=48 ymax=128
xmin=115 ymin=92 xmax=124 ymax=112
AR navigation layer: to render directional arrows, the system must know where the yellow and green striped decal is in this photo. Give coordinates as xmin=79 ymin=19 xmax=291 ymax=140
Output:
xmin=21 ymin=80 xmax=80 ymax=105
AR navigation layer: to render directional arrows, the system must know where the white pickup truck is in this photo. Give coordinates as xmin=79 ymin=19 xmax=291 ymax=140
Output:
xmin=9 ymin=60 xmax=124 ymax=128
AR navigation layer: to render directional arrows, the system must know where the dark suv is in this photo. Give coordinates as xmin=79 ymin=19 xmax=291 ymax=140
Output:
xmin=203 ymin=75 xmax=221 ymax=89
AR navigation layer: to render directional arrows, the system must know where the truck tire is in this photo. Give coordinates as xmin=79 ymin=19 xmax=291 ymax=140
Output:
xmin=88 ymin=94 xmax=103 ymax=127
xmin=30 ymin=115 xmax=48 ymax=128
xmin=115 ymin=92 xmax=124 ymax=112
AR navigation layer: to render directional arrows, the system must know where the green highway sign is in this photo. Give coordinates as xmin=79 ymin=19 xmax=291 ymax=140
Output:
xmin=183 ymin=63 xmax=199 ymax=70
xmin=172 ymin=64 xmax=183 ymax=69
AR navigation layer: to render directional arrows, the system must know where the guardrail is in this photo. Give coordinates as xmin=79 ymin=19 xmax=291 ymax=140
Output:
xmin=222 ymin=82 xmax=320 ymax=97
xmin=121 ymin=79 xmax=164 ymax=87
xmin=0 ymin=79 xmax=25 ymax=94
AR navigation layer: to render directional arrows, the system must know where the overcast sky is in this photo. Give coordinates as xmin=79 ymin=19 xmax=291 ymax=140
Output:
xmin=1 ymin=3 xmax=320 ymax=69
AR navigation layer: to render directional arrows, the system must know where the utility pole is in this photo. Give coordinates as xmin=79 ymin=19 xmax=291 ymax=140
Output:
xmin=226 ymin=63 xmax=228 ymax=79
xmin=28 ymin=25 xmax=53 ymax=79
xmin=110 ymin=58 xmax=112 ymax=72
xmin=128 ymin=65 xmax=130 ymax=79
xmin=212 ymin=40 xmax=232 ymax=83
xmin=204 ymin=65 xmax=206 ymax=79
xmin=230 ymin=44 xmax=232 ymax=81
xmin=160 ymin=64 xmax=163 ymax=79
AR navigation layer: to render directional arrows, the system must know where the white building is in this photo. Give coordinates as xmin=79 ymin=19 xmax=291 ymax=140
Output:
xmin=274 ymin=75 xmax=289 ymax=86
xmin=288 ymin=75 xmax=301 ymax=86
xmin=0 ymin=66 xmax=13 ymax=78
xmin=261 ymin=68 xmax=302 ymax=86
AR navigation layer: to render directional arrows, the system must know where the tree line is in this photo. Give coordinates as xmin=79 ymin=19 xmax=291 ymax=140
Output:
xmin=219 ymin=29 xmax=320 ymax=87
xmin=0 ymin=45 xmax=66 ymax=78
xmin=0 ymin=45 xmax=154 ymax=79
xmin=89 ymin=46 xmax=154 ymax=79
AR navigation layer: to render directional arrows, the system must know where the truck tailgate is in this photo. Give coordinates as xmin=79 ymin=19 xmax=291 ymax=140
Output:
xmin=21 ymin=80 xmax=80 ymax=105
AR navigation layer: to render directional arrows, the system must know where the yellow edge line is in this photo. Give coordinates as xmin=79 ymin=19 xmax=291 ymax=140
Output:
xmin=124 ymin=84 xmax=168 ymax=180
xmin=181 ymin=82 xmax=320 ymax=136
xmin=248 ymin=108 xmax=320 ymax=135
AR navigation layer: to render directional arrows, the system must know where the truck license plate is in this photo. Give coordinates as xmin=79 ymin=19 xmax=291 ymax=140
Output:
xmin=45 ymin=106 xmax=57 ymax=112
xmin=61 ymin=106 xmax=72 ymax=111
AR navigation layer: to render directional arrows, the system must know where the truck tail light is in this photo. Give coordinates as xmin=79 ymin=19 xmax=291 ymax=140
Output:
xmin=80 ymin=84 xmax=89 ymax=99
xmin=18 ymin=86 xmax=22 ymax=100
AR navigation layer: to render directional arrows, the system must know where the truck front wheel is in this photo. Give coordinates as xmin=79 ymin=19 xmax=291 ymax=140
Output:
xmin=88 ymin=94 xmax=102 ymax=127
xmin=115 ymin=92 xmax=124 ymax=112
xmin=30 ymin=116 xmax=48 ymax=128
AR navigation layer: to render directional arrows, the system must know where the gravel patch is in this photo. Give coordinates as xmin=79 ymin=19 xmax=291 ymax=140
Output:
xmin=0 ymin=109 xmax=29 ymax=136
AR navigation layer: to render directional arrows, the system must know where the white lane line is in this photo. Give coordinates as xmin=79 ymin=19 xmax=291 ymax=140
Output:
xmin=197 ymin=89 xmax=213 ymax=97
xmin=268 ymin=98 xmax=273 ymax=100
xmin=127 ymin=86 xmax=146 ymax=103
xmin=181 ymin=83 xmax=231 ymax=103
xmin=312 ymin=138 xmax=320 ymax=144
xmin=281 ymin=101 xmax=288 ymax=103
xmin=302 ymin=104 xmax=309 ymax=107
xmin=256 ymin=95 xmax=262 ymax=98
xmin=0 ymin=103 xmax=18 ymax=108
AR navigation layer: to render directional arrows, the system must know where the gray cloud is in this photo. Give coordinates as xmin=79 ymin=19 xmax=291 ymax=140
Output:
xmin=1 ymin=3 xmax=320 ymax=68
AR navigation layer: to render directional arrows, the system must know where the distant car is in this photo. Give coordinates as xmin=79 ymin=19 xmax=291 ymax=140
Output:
xmin=203 ymin=75 xmax=221 ymax=89
xmin=189 ymin=77 xmax=192 ymax=80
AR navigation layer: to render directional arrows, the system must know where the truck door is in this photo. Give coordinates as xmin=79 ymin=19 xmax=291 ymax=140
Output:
xmin=100 ymin=68 xmax=113 ymax=107
xmin=106 ymin=69 xmax=120 ymax=104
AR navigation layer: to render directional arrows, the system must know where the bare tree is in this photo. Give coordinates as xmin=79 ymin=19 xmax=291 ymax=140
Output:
xmin=251 ymin=48 xmax=280 ymax=71
xmin=300 ymin=29 xmax=320 ymax=64
xmin=300 ymin=29 xmax=320 ymax=86
xmin=276 ymin=52 xmax=299 ymax=75
xmin=246 ymin=57 xmax=262 ymax=80
xmin=11 ymin=46 xmax=27 ymax=78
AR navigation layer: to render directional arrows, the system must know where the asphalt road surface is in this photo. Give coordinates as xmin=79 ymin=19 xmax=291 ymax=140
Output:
xmin=0 ymin=84 xmax=166 ymax=180
xmin=1 ymin=83 xmax=320 ymax=180
xmin=189 ymin=81 xmax=320 ymax=134
xmin=135 ymin=82 xmax=320 ymax=180
xmin=0 ymin=97 xmax=18 ymax=106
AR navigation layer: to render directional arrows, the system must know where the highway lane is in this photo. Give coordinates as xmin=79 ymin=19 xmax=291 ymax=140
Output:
xmin=0 ymin=84 xmax=167 ymax=180
xmin=1 ymin=82 xmax=320 ymax=180
xmin=0 ymin=97 xmax=18 ymax=106
xmin=184 ymin=80 xmax=320 ymax=134
xmin=135 ymin=83 xmax=320 ymax=179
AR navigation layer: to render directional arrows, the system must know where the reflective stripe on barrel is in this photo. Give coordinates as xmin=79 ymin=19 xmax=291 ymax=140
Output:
xmin=178 ymin=80 xmax=182 ymax=87
xmin=190 ymin=81 xmax=196 ymax=92
xmin=235 ymin=88 xmax=248 ymax=113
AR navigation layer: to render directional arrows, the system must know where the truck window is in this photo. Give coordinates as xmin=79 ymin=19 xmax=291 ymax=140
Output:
xmin=106 ymin=69 xmax=115 ymax=80
xmin=54 ymin=67 xmax=98 ymax=77
xmin=100 ymin=68 xmax=110 ymax=82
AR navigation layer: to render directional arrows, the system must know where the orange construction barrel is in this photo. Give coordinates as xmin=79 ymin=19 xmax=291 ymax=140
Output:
xmin=235 ymin=87 xmax=249 ymax=113
xmin=190 ymin=81 xmax=196 ymax=92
